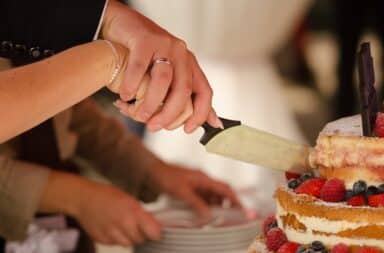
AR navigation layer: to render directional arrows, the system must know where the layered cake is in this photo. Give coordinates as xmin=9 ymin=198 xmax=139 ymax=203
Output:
xmin=248 ymin=113 xmax=384 ymax=253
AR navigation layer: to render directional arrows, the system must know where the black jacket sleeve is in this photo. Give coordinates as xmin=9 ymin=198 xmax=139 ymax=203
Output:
xmin=0 ymin=0 xmax=106 ymax=61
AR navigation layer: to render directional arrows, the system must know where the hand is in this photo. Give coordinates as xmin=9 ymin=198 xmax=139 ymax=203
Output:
xmin=39 ymin=171 xmax=161 ymax=246
xmin=149 ymin=163 xmax=241 ymax=217
xmin=102 ymin=0 xmax=223 ymax=133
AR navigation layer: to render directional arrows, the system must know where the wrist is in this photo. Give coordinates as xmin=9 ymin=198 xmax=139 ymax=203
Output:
xmin=38 ymin=171 xmax=93 ymax=218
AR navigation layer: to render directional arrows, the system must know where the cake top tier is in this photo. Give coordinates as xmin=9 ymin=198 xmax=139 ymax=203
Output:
xmin=320 ymin=114 xmax=363 ymax=137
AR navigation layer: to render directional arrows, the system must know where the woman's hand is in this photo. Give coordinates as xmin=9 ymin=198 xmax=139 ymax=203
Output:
xmin=101 ymin=0 xmax=223 ymax=133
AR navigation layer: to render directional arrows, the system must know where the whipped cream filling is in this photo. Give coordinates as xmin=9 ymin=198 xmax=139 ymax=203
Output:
xmin=276 ymin=202 xmax=384 ymax=234
xmin=283 ymin=226 xmax=384 ymax=248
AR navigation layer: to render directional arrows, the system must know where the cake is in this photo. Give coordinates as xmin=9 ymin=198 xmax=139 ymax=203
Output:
xmin=248 ymin=113 xmax=384 ymax=253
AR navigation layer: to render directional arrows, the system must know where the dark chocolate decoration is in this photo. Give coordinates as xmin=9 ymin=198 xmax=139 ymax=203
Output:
xmin=200 ymin=118 xmax=241 ymax=145
xmin=357 ymin=42 xmax=378 ymax=137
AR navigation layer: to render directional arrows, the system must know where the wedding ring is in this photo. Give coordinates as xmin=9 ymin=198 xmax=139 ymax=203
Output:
xmin=152 ymin=57 xmax=172 ymax=66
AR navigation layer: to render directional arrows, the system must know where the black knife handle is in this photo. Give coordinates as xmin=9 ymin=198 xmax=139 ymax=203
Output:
xmin=200 ymin=117 xmax=241 ymax=145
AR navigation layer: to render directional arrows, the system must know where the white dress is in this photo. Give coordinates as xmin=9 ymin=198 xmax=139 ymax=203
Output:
xmin=131 ymin=0 xmax=312 ymax=208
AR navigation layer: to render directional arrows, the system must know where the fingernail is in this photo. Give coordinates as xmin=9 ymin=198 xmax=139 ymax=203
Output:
xmin=137 ymin=112 xmax=150 ymax=122
xmin=120 ymin=93 xmax=133 ymax=102
xmin=148 ymin=123 xmax=162 ymax=132
xmin=184 ymin=124 xmax=197 ymax=133
xmin=113 ymin=100 xmax=123 ymax=109
xmin=216 ymin=118 xmax=224 ymax=129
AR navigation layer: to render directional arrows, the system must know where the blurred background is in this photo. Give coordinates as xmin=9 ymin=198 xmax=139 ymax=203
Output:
xmin=93 ymin=0 xmax=384 ymax=251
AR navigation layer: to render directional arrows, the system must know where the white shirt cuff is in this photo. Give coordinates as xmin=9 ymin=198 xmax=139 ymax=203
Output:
xmin=93 ymin=0 xmax=109 ymax=40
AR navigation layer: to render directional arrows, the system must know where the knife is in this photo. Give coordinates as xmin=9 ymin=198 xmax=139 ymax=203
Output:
xmin=200 ymin=118 xmax=313 ymax=173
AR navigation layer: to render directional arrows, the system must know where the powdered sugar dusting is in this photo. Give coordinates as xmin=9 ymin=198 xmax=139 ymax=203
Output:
xmin=320 ymin=115 xmax=362 ymax=137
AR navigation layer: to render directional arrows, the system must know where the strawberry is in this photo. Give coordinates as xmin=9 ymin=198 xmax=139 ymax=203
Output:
xmin=295 ymin=178 xmax=326 ymax=198
xmin=263 ymin=215 xmax=277 ymax=235
xmin=285 ymin=172 xmax=301 ymax=181
xmin=374 ymin=112 xmax=384 ymax=137
xmin=331 ymin=243 xmax=349 ymax=253
xmin=320 ymin=178 xmax=346 ymax=202
xmin=368 ymin=193 xmax=384 ymax=207
xmin=266 ymin=228 xmax=287 ymax=251
xmin=277 ymin=242 xmax=300 ymax=253
xmin=347 ymin=195 xmax=366 ymax=206
xmin=358 ymin=247 xmax=380 ymax=253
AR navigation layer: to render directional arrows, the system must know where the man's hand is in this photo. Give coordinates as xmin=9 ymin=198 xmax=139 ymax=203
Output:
xmin=39 ymin=171 xmax=161 ymax=246
xmin=149 ymin=163 xmax=241 ymax=217
xmin=102 ymin=0 xmax=222 ymax=133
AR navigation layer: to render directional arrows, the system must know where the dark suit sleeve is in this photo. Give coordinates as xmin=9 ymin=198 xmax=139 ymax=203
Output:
xmin=0 ymin=0 xmax=106 ymax=60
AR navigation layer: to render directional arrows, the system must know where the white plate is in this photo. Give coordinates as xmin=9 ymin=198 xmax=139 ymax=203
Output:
xmin=155 ymin=207 xmax=260 ymax=235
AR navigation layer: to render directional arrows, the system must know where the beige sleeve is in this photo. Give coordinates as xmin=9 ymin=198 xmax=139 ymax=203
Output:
xmin=70 ymin=98 xmax=161 ymax=202
xmin=0 ymin=156 xmax=50 ymax=240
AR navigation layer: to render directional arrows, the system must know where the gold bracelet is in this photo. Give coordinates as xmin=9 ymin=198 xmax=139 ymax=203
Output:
xmin=101 ymin=39 xmax=121 ymax=87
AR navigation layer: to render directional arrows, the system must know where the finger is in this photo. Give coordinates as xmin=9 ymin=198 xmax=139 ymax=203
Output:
xmin=113 ymin=100 xmax=136 ymax=119
xmin=207 ymin=181 xmax=242 ymax=208
xmin=108 ymin=228 xmax=132 ymax=247
xmin=178 ymin=188 xmax=211 ymax=217
xmin=165 ymin=99 xmax=193 ymax=130
xmin=135 ymin=60 xmax=173 ymax=125
xmin=120 ymin=43 xmax=153 ymax=101
xmin=183 ymin=53 xmax=218 ymax=133
xmin=147 ymin=45 xmax=192 ymax=130
xmin=137 ymin=210 xmax=162 ymax=241
xmin=206 ymin=108 xmax=224 ymax=129
xmin=121 ymin=218 xmax=145 ymax=245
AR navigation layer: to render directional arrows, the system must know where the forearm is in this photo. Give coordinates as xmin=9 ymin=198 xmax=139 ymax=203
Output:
xmin=0 ymin=40 xmax=124 ymax=143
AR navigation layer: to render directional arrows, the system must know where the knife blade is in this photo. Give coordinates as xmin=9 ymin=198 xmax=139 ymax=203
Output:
xmin=200 ymin=118 xmax=312 ymax=173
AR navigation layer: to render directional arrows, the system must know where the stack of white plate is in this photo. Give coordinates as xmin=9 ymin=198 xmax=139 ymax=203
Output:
xmin=136 ymin=208 xmax=261 ymax=253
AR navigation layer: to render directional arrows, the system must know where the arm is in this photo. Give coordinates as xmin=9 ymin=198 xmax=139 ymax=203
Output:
xmin=70 ymin=98 xmax=162 ymax=201
xmin=0 ymin=40 xmax=127 ymax=143
xmin=0 ymin=156 xmax=50 ymax=240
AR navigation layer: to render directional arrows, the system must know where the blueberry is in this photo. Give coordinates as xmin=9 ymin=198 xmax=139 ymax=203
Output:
xmin=300 ymin=173 xmax=314 ymax=182
xmin=345 ymin=190 xmax=355 ymax=200
xmin=296 ymin=246 xmax=307 ymax=253
xmin=267 ymin=220 xmax=277 ymax=231
xmin=353 ymin=180 xmax=367 ymax=195
xmin=378 ymin=184 xmax=384 ymax=194
xmin=288 ymin=179 xmax=300 ymax=189
xmin=366 ymin=186 xmax=379 ymax=198
xmin=311 ymin=241 xmax=325 ymax=251
xmin=304 ymin=248 xmax=315 ymax=253
xmin=321 ymin=249 xmax=329 ymax=253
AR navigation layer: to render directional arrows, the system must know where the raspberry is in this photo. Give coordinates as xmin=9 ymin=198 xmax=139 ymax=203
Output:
xmin=368 ymin=193 xmax=384 ymax=207
xmin=374 ymin=112 xmax=384 ymax=137
xmin=358 ymin=247 xmax=380 ymax=253
xmin=266 ymin=228 xmax=287 ymax=251
xmin=263 ymin=215 xmax=277 ymax=235
xmin=295 ymin=178 xmax=326 ymax=198
xmin=277 ymin=242 xmax=300 ymax=253
xmin=285 ymin=172 xmax=301 ymax=181
xmin=347 ymin=195 xmax=366 ymax=206
xmin=320 ymin=178 xmax=346 ymax=202
xmin=331 ymin=243 xmax=349 ymax=253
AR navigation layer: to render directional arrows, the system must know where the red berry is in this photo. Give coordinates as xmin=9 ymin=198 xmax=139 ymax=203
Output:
xmin=266 ymin=228 xmax=288 ymax=251
xmin=320 ymin=178 xmax=346 ymax=202
xmin=375 ymin=112 xmax=384 ymax=137
xmin=277 ymin=242 xmax=300 ymax=253
xmin=368 ymin=193 xmax=384 ymax=207
xmin=331 ymin=243 xmax=349 ymax=253
xmin=263 ymin=215 xmax=277 ymax=235
xmin=347 ymin=195 xmax=366 ymax=206
xmin=358 ymin=247 xmax=380 ymax=253
xmin=285 ymin=172 xmax=301 ymax=181
xmin=295 ymin=178 xmax=326 ymax=198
